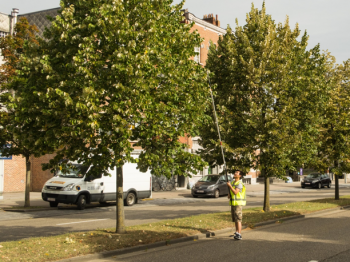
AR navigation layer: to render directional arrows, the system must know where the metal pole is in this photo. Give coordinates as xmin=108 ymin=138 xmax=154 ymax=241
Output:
xmin=209 ymin=93 xmax=227 ymax=170
xmin=208 ymin=74 xmax=231 ymax=201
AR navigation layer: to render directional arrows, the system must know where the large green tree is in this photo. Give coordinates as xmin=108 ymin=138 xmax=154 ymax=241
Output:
xmin=0 ymin=17 xmax=42 ymax=207
xmin=8 ymin=0 xmax=209 ymax=232
xmin=311 ymin=58 xmax=350 ymax=200
xmin=201 ymin=3 xmax=330 ymax=211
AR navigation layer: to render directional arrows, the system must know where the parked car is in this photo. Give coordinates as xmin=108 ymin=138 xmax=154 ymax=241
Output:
xmin=301 ymin=173 xmax=331 ymax=189
xmin=191 ymin=175 xmax=232 ymax=198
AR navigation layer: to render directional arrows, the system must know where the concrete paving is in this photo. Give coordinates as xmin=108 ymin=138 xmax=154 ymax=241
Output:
xmin=83 ymin=209 xmax=350 ymax=262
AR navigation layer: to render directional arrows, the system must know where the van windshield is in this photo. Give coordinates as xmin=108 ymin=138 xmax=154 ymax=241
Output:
xmin=56 ymin=164 xmax=89 ymax=178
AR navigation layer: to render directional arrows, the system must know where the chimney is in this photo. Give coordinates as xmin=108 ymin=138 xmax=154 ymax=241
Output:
xmin=10 ymin=8 xmax=19 ymax=35
xmin=202 ymin=13 xmax=220 ymax=27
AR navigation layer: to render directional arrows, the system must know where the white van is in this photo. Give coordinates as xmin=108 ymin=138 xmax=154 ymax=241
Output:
xmin=41 ymin=157 xmax=152 ymax=209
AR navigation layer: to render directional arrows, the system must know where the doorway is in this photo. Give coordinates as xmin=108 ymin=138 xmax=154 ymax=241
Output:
xmin=177 ymin=175 xmax=186 ymax=188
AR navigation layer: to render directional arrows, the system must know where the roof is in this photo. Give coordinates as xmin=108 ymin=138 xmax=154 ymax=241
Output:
xmin=18 ymin=8 xmax=60 ymax=37
xmin=184 ymin=12 xmax=227 ymax=35
xmin=0 ymin=13 xmax=10 ymax=33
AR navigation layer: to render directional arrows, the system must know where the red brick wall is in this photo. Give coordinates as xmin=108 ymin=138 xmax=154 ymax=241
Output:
xmin=178 ymin=135 xmax=193 ymax=149
xmin=177 ymin=21 xmax=221 ymax=148
xmin=190 ymin=23 xmax=221 ymax=66
xmin=247 ymin=171 xmax=259 ymax=178
xmin=3 ymin=155 xmax=26 ymax=192
xmin=30 ymin=154 xmax=56 ymax=192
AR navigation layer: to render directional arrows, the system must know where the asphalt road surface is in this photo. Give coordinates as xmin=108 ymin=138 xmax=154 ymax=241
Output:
xmin=92 ymin=209 xmax=350 ymax=262
xmin=1 ymin=184 xmax=350 ymax=243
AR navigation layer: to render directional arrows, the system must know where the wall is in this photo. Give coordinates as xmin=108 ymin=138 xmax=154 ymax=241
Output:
xmin=3 ymin=155 xmax=26 ymax=192
xmin=30 ymin=154 xmax=56 ymax=192
xmin=190 ymin=24 xmax=221 ymax=67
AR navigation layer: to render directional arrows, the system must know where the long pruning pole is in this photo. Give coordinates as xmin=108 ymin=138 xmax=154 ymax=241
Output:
xmin=208 ymin=75 xmax=231 ymax=200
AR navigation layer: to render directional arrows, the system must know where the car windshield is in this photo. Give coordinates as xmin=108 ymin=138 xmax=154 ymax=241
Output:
xmin=306 ymin=173 xmax=320 ymax=179
xmin=56 ymin=164 xmax=89 ymax=178
xmin=199 ymin=175 xmax=219 ymax=182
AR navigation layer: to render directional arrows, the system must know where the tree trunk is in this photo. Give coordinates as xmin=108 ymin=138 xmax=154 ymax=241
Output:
xmin=334 ymin=160 xmax=339 ymax=201
xmin=24 ymin=155 xmax=31 ymax=207
xmin=263 ymin=169 xmax=270 ymax=212
xmin=116 ymin=165 xmax=125 ymax=233
xmin=335 ymin=175 xmax=339 ymax=200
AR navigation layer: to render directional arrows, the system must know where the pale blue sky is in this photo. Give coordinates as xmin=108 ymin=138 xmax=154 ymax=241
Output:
xmin=1 ymin=0 xmax=349 ymax=63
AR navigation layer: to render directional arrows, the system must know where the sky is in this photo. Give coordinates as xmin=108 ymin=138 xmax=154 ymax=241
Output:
xmin=1 ymin=0 xmax=349 ymax=63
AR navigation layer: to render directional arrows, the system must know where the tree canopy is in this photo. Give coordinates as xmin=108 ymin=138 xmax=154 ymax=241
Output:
xmin=311 ymin=58 xmax=350 ymax=200
xmin=0 ymin=17 xmax=40 ymax=207
xmin=201 ymin=3 xmax=331 ymax=211
xmin=7 ymin=0 xmax=210 ymax=230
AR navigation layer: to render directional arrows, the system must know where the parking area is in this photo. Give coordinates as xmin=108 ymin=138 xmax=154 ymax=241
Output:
xmin=2 ymin=180 xmax=350 ymax=209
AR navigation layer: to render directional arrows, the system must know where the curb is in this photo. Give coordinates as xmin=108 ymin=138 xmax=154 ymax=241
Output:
xmin=251 ymin=214 xmax=306 ymax=227
xmin=340 ymin=205 xmax=350 ymax=210
xmin=56 ymin=235 xmax=200 ymax=262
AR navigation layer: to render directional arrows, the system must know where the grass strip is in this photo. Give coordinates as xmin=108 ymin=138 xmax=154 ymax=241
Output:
xmin=1 ymin=196 xmax=350 ymax=262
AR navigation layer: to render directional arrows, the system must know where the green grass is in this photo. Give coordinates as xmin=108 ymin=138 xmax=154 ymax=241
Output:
xmin=1 ymin=196 xmax=350 ymax=262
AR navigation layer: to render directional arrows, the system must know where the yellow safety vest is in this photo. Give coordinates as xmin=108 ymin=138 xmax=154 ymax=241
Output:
xmin=229 ymin=180 xmax=246 ymax=206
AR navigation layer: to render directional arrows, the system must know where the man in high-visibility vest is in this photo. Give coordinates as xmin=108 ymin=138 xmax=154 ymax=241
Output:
xmin=227 ymin=170 xmax=246 ymax=240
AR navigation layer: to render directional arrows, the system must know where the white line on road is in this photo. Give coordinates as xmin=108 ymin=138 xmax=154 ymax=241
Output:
xmin=57 ymin=219 xmax=108 ymax=226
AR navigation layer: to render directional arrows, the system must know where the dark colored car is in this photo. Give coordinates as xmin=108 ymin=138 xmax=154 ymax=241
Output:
xmin=301 ymin=173 xmax=331 ymax=189
xmin=191 ymin=175 xmax=232 ymax=198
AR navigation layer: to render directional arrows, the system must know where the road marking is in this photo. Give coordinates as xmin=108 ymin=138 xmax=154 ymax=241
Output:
xmin=57 ymin=219 xmax=108 ymax=226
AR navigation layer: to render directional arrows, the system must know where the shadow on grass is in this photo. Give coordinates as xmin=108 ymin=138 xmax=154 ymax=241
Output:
xmin=0 ymin=227 xmax=189 ymax=262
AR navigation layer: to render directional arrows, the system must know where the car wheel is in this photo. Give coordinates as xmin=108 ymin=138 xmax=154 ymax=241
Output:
xmin=328 ymin=182 xmax=331 ymax=188
xmin=301 ymin=185 xmax=305 ymax=188
xmin=214 ymin=189 xmax=220 ymax=198
xmin=318 ymin=182 xmax=322 ymax=189
xmin=124 ymin=192 xmax=136 ymax=206
xmin=77 ymin=195 xmax=86 ymax=210
xmin=192 ymin=195 xmax=198 ymax=198
xmin=99 ymin=201 xmax=108 ymax=205
xmin=49 ymin=202 xmax=58 ymax=208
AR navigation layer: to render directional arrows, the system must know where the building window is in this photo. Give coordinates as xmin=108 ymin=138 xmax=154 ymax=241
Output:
xmin=194 ymin=46 xmax=200 ymax=64
xmin=0 ymin=31 xmax=9 ymax=38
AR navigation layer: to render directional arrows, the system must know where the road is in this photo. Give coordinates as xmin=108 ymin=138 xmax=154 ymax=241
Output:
xmin=1 ymin=183 xmax=350 ymax=243
xmin=92 ymin=208 xmax=350 ymax=262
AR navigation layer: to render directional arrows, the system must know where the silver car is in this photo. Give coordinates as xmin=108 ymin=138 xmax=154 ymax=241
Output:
xmin=191 ymin=175 xmax=232 ymax=198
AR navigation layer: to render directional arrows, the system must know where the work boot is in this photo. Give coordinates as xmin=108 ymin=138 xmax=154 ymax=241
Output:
xmin=234 ymin=233 xmax=242 ymax=240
